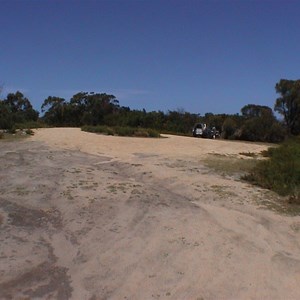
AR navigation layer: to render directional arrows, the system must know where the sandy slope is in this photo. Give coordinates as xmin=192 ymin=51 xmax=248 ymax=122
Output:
xmin=1 ymin=128 xmax=300 ymax=300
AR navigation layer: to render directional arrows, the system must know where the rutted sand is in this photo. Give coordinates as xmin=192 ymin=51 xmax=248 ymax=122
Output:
xmin=0 ymin=127 xmax=300 ymax=300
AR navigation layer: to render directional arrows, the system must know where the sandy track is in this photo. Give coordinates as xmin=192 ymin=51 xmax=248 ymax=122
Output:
xmin=1 ymin=128 xmax=300 ymax=299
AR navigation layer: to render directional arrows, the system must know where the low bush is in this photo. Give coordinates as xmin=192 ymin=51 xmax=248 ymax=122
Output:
xmin=25 ymin=129 xmax=34 ymax=135
xmin=243 ymin=137 xmax=300 ymax=203
xmin=81 ymin=125 xmax=110 ymax=134
xmin=9 ymin=126 xmax=16 ymax=134
xmin=114 ymin=126 xmax=135 ymax=136
xmin=15 ymin=121 xmax=47 ymax=129
xmin=147 ymin=129 xmax=160 ymax=138
xmin=81 ymin=125 xmax=160 ymax=138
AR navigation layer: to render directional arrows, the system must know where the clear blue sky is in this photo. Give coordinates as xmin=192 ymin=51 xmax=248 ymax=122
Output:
xmin=1 ymin=0 xmax=300 ymax=115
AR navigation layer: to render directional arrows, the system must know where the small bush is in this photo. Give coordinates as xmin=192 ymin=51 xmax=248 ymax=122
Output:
xmin=134 ymin=129 xmax=149 ymax=137
xmin=114 ymin=126 xmax=135 ymax=136
xmin=9 ymin=126 xmax=16 ymax=134
xmin=15 ymin=121 xmax=47 ymax=129
xmin=81 ymin=125 xmax=110 ymax=134
xmin=106 ymin=128 xmax=114 ymax=135
xmin=81 ymin=125 xmax=160 ymax=138
xmin=147 ymin=129 xmax=160 ymax=138
xmin=239 ymin=152 xmax=258 ymax=158
xmin=25 ymin=129 xmax=34 ymax=135
xmin=243 ymin=137 xmax=300 ymax=203
xmin=222 ymin=118 xmax=238 ymax=139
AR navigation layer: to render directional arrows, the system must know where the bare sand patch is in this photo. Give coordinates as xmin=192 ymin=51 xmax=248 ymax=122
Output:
xmin=1 ymin=128 xmax=300 ymax=299
xmin=31 ymin=127 xmax=269 ymax=160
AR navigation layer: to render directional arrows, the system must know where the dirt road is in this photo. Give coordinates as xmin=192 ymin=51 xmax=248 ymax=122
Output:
xmin=1 ymin=128 xmax=300 ymax=299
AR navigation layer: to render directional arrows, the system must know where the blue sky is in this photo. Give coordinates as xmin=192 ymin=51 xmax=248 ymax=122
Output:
xmin=1 ymin=0 xmax=300 ymax=115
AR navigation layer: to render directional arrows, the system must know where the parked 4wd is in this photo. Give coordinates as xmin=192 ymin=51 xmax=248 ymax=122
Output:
xmin=192 ymin=123 xmax=220 ymax=139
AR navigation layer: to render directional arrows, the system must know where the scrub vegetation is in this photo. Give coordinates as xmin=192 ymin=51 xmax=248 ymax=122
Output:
xmin=243 ymin=137 xmax=300 ymax=203
xmin=1 ymin=79 xmax=300 ymax=206
xmin=81 ymin=125 xmax=160 ymax=138
xmin=1 ymin=78 xmax=299 ymax=143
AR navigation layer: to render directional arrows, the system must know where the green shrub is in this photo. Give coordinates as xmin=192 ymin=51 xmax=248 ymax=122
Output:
xmin=147 ymin=129 xmax=160 ymax=138
xmin=134 ymin=129 xmax=149 ymax=137
xmin=25 ymin=129 xmax=34 ymax=135
xmin=114 ymin=126 xmax=135 ymax=136
xmin=9 ymin=126 xmax=16 ymax=134
xmin=106 ymin=128 xmax=114 ymax=135
xmin=81 ymin=125 xmax=160 ymax=138
xmin=15 ymin=121 xmax=47 ymax=129
xmin=244 ymin=137 xmax=300 ymax=203
xmin=81 ymin=125 xmax=110 ymax=134
xmin=222 ymin=118 xmax=238 ymax=139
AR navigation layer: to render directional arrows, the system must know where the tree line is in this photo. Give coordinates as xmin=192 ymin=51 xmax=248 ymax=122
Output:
xmin=0 ymin=79 xmax=299 ymax=142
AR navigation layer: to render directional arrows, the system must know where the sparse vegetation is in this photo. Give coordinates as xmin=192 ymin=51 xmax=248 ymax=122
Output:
xmin=0 ymin=128 xmax=35 ymax=140
xmin=15 ymin=121 xmax=47 ymax=129
xmin=25 ymin=129 xmax=34 ymax=135
xmin=239 ymin=152 xmax=259 ymax=158
xmin=243 ymin=137 xmax=300 ymax=203
xmin=81 ymin=125 xmax=160 ymax=138
xmin=204 ymin=154 xmax=259 ymax=177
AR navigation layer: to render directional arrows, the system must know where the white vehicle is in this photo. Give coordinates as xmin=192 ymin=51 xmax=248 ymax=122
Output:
xmin=192 ymin=123 xmax=220 ymax=139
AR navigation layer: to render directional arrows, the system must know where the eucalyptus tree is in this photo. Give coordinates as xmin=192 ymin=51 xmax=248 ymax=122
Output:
xmin=275 ymin=79 xmax=300 ymax=135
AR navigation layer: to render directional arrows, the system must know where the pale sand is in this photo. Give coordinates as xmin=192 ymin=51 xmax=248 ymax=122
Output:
xmin=31 ymin=127 xmax=269 ymax=160
xmin=1 ymin=127 xmax=300 ymax=299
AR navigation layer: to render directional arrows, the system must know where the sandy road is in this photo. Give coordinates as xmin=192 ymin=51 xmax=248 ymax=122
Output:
xmin=1 ymin=128 xmax=300 ymax=299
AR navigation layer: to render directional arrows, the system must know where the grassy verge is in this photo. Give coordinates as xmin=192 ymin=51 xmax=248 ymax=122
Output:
xmin=81 ymin=125 xmax=160 ymax=138
xmin=243 ymin=137 xmax=300 ymax=204
xmin=203 ymin=154 xmax=259 ymax=178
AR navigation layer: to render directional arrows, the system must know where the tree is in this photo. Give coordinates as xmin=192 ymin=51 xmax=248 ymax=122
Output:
xmin=239 ymin=104 xmax=285 ymax=142
xmin=241 ymin=104 xmax=273 ymax=119
xmin=0 ymin=100 xmax=13 ymax=129
xmin=203 ymin=113 xmax=227 ymax=132
xmin=222 ymin=117 xmax=238 ymax=139
xmin=41 ymin=96 xmax=66 ymax=126
xmin=274 ymin=79 xmax=300 ymax=135
xmin=80 ymin=93 xmax=119 ymax=126
xmin=3 ymin=91 xmax=39 ymax=123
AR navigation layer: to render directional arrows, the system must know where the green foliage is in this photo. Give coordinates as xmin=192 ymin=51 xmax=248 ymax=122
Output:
xmin=9 ymin=126 xmax=16 ymax=134
xmin=235 ymin=104 xmax=286 ymax=143
xmin=0 ymin=101 xmax=13 ymax=129
xmin=2 ymin=78 xmax=298 ymax=143
xmin=147 ymin=128 xmax=161 ymax=138
xmin=41 ymin=92 xmax=119 ymax=127
xmin=222 ymin=117 xmax=238 ymax=139
xmin=81 ymin=125 xmax=110 ymax=134
xmin=274 ymin=79 xmax=300 ymax=135
xmin=81 ymin=125 xmax=160 ymax=138
xmin=41 ymin=96 xmax=67 ymax=126
xmin=3 ymin=91 xmax=39 ymax=123
xmin=202 ymin=113 xmax=227 ymax=132
xmin=15 ymin=120 xmax=47 ymax=129
xmin=241 ymin=104 xmax=273 ymax=118
xmin=164 ymin=110 xmax=199 ymax=133
xmin=0 ymin=91 xmax=39 ymax=129
xmin=25 ymin=129 xmax=34 ymax=135
xmin=114 ymin=126 xmax=136 ymax=136
xmin=244 ymin=137 xmax=300 ymax=203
